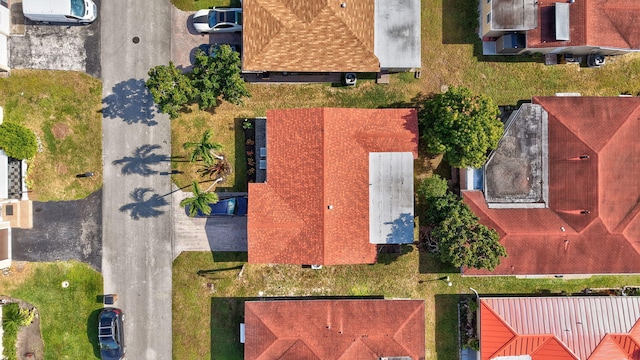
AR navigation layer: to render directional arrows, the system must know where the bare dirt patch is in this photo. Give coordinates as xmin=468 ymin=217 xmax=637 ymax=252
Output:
xmin=51 ymin=123 xmax=72 ymax=140
xmin=55 ymin=164 xmax=68 ymax=175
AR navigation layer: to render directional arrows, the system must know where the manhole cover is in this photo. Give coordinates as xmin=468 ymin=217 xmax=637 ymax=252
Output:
xmin=132 ymin=36 xmax=140 ymax=44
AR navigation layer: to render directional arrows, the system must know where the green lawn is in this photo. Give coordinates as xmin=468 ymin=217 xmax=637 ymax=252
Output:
xmin=0 ymin=262 xmax=103 ymax=360
xmin=166 ymin=0 xmax=640 ymax=359
xmin=0 ymin=70 xmax=103 ymax=201
xmin=173 ymin=250 xmax=640 ymax=360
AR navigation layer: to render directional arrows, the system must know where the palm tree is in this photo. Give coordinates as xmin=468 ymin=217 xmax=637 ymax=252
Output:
xmin=197 ymin=154 xmax=233 ymax=181
xmin=180 ymin=181 xmax=220 ymax=217
xmin=183 ymin=130 xmax=223 ymax=164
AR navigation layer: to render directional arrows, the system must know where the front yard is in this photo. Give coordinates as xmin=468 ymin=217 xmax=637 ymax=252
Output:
xmin=0 ymin=261 xmax=103 ymax=360
xmin=0 ymin=70 xmax=103 ymax=201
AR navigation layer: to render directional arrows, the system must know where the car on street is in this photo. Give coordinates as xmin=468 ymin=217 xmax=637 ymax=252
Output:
xmin=192 ymin=8 xmax=242 ymax=33
xmin=98 ymin=308 xmax=125 ymax=360
xmin=188 ymin=196 xmax=248 ymax=217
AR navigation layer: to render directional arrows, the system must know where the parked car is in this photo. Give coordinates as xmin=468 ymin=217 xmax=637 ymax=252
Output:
xmin=192 ymin=8 xmax=242 ymax=33
xmin=188 ymin=196 xmax=248 ymax=217
xmin=98 ymin=308 xmax=125 ymax=360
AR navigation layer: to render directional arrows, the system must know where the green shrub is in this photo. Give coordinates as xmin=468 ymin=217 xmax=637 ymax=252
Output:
xmin=2 ymin=303 xmax=21 ymax=360
xmin=416 ymin=174 xmax=449 ymax=203
xmin=0 ymin=122 xmax=38 ymax=159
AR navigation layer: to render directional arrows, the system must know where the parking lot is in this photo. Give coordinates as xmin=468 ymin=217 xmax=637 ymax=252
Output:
xmin=9 ymin=0 xmax=101 ymax=77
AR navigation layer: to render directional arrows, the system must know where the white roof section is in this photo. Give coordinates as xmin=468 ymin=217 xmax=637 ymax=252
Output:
xmin=22 ymin=0 xmax=71 ymax=15
xmin=555 ymin=2 xmax=570 ymax=41
xmin=369 ymin=152 xmax=414 ymax=244
xmin=483 ymin=297 xmax=640 ymax=360
xmin=374 ymin=0 xmax=421 ymax=70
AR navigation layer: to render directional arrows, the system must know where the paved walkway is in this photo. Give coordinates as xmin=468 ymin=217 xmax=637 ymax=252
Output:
xmin=100 ymin=0 xmax=172 ymax=358
xmin=172 ymin=186 xmax=247 ymax=258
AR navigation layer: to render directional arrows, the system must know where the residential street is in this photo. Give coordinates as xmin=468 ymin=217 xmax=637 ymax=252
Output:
xmin=100 ymin=0 xmax=173 ymax=358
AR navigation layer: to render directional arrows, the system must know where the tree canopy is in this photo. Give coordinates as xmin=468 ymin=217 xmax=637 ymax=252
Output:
xmin=183 ymin=129 xmax=223 ymax=164
xmin=425 ymin=192 xmax=507 ymax=271
xmin=146 ymin=61 xmax=193 ymax=119
xmin=145 ymin=45 xmax=250 ymax=119
xmin=191 ymin=46 xmax=250 ymax=108
xmin=180 ymin=181 xmax=220 ymax=217
xmin=0 ymin=122 xmax=38 ymax=159
xmin=419 ymin=86 xmax=503 ymax=168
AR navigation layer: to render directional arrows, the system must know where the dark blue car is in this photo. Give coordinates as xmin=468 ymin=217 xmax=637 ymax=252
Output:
xmin=189 ymin=197 xmax=248 ymax=217
xmin=98 ymin=308 xmax=125 ymax=360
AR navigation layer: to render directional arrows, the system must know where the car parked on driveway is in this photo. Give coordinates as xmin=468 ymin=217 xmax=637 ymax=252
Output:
xmin=192 ymin=8 xmax=242 ymax=33
xmin=98 ymin=307 xmax=125 ymax=360
xmin=187 ymin=196 xmax=248 ymax=217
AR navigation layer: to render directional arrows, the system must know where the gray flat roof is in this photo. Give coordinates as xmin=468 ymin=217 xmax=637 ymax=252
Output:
xmin=374 ymin=0 xmax=421 ymax=70
xmin=484 ymin=104 xmax=548 ymax=206
xmin=491 ymin=0 xmax=538 ymax=31
xmin=369 ymin=152 xmax=414 ymax=244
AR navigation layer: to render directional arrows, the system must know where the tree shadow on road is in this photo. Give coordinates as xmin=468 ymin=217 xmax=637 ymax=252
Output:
xmin=112 ymin=144 xmax=170 ymax=176
xmin=102 ymin=78 xmax=158 ymax=126
xmin=119 ymin=188 xmax=169 ymax=220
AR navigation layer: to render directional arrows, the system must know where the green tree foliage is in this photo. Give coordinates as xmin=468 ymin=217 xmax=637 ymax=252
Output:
xmin=420 ymin=87 xmax=503 ymax=168
xmin=2 ymin=303 xmax=35 ymax=360
xmin=180 ymin=181 xmax=220 ymax=217
xmin=416 ymin=174 xmax=449 ymax=204
xmin=146 ymin=62 xmax=194 ymax=119
xmin=427 ymin=193 xmax=507 ymax=271
xmin=0 ymin=122 xmax=37 ymax=159
xmin=191 ymin=46 xmax=250 ymax=109
xmin=183 ymin=129 xmax=223 ymax=164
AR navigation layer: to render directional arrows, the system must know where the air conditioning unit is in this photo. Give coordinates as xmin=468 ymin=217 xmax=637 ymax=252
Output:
xmin=343 ymin=72 xmax=357 ymax=86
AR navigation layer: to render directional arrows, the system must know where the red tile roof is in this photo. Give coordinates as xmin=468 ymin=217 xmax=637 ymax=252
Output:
xmin=526 ymin=0 xmax=640 ymax=50
xmin=244 ymin=299 xmax=425 ymax=360
xmin=248 ymin=108 xmax=418 ymax=265
xmin=480 ymin=297 xmax=640 ymax=360
xmin=464 ymin=96 xmax=640 ymax=275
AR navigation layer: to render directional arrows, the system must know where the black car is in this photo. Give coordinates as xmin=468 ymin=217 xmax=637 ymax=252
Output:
xmin=98 ymin=308 xmax=125 ymax=360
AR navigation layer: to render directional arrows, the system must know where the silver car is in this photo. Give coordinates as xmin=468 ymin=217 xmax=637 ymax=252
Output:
xmin=192 ymin=8 xmax=242 ymax=33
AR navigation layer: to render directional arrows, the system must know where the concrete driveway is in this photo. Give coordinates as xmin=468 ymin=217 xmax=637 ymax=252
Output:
xmin=11 ymin=190 xmax=102 ymax=271
xmin=9 ymin=0 xmax=101 ymax=77
xmin=170 ymin=7 xmax=241 ymax=71
xmin=172 ymin=186 xmax=247 ymax=257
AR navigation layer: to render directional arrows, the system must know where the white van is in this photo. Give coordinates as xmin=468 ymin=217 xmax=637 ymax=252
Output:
xmin=23 ymin=0 xmax=97 ymax=24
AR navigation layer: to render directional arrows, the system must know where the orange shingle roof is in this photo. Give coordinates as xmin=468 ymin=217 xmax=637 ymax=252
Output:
xmin=242 ymin=0 xmax=380 ymax=72
xmin=464 ymin=96 xmax=640 ymax=275
xmin=248 ymin=108 xmax=418 ymax=265
xmin=527 ymin=0 xmax=640 ymax=50
xmin=244 ymin=299 xmax=425 ymax=360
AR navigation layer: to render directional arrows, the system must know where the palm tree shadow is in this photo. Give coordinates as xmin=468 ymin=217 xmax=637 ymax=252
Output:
xmin=112 ymin=144 xmax=170 ymax=176
xmin=119 ymin=188 xmax=169 ymax=220
xmin=102 ymin=78 xmax=159 ymax=126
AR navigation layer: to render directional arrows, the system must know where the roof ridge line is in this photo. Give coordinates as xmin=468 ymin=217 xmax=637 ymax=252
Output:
xmin=391 ymin=302 xmax=424 ymax=356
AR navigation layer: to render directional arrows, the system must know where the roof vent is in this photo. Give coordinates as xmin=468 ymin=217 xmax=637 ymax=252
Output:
xmin=341 ymin=2 xmax=347 ymax=8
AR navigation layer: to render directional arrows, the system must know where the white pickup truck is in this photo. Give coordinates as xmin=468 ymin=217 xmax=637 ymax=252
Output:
xmin=23 ymin=0 xmax=97 ymax=24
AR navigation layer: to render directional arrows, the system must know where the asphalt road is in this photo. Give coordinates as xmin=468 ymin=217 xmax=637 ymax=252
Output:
xmin=100 ymin=0 xmax=173 ymax=358
xmin=11 ymin=190 xmax=102 ymax=271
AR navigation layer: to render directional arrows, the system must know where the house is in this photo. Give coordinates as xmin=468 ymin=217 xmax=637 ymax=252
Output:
xmin=0 ymin=106 xmax=33 ymax=269
xmin=0 ymin=0 xmax=10 ymax=73
xmin=479 ymin=296 xmax=640 ymax=360
xmin=241 ymin=0 xmax=421 ymax=74
xmin=243 ymin=299 xmax=425 ymax=360
xmin=461 ymin=96 xmax=640 ymax=276
xmin=247 ymin=108 xmax=419 ymax=265
xmin=480 ymin=0 xmax=640 ymax=56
